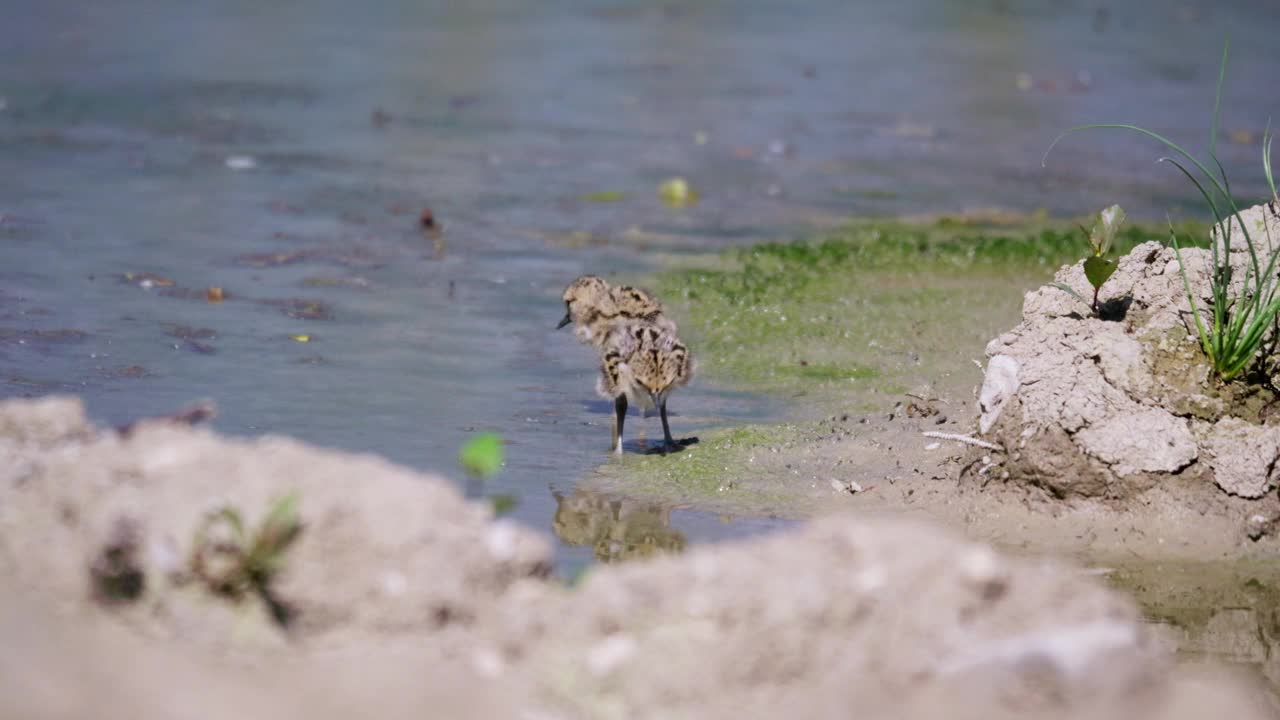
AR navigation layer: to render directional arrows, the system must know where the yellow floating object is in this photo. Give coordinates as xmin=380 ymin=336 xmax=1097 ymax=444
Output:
xmin=289 ymin=334 xmax=311 ymax=343
xmin=658 ymin=177 xmax=698 ymax=208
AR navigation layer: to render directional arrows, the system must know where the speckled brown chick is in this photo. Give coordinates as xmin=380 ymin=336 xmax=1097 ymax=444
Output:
xmin=596 ymin=320 xmax=695 ymax=455
xmin=557 ymin=275 xmax=676 ymax=348
xmin=558 ymin=275 xmax=694 ymax=454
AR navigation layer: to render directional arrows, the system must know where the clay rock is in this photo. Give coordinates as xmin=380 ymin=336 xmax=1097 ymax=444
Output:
xmin=979 ymin=204 xmax=1280 ymax=501
xmin=1075 ymin=408 xmax=1197 ymax=477
xmin=1201 ymin=417 xmax=1280 ymax=498
xmin=1211 ymin=201 xmax=1280 ymax=260
xmin=978 ymin=355 xmax=1019 ymax=434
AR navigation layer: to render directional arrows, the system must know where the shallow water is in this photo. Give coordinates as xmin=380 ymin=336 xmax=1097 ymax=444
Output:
xmin=3 ymin=0 xmax=1279 ymax=575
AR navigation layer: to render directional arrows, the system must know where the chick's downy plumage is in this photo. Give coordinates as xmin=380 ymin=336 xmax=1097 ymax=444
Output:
xmin=597 ymin=321 xmax=693 ymax=407
xmin=559 ymin=275 xmax=676 ymax=347
xmin=557 ymin=275 xmax=695 ymax=454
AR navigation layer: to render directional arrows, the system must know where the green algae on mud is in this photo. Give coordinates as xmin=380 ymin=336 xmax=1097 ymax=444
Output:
xmin=650 ymin=219 xmax=1185 ymax=410
xmin=587 ymin=424 xmax=813 ymax=515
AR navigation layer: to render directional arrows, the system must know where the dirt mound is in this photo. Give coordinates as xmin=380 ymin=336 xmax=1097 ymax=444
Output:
xmin=0 ymin=396 xmax=553 ymax=649
xmin=0 ymin=396 xmax=1273 ymax=718
xmin=496 ymin=515 xmax=1199 ymax=719
xmin=979 ymin=203 xmax=1280 ymax=507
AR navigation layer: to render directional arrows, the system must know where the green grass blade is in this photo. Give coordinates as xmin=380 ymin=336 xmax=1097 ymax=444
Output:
xmin=1160 ymin=157 xmax=1225 ymax=226
xmin=1265 ymin=119 xmax=1277 ymax=200
xmin=1213 ymin=154 xmax=1232 ymax=202
xmin=1159 ymin=157 xmax=1232 ymax=351
xmin=1044 ymin=124 xmax=1231 ymax=202
xmin=1168 ymin=225 xmax=1213 ymax=360
xmin=1208 ymin=40 xmax=1230 ymax=159
xmin=1049 ymin=282 xmax=1091 ymax=310
xmin=217 ymin=507 xmax=246 ymax=544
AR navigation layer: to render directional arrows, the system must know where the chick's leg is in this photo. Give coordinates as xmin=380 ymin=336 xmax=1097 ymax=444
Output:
xmin=612 ymin=394 xmax=627 ymax=455
xmin=659 ymin=396 xmax=677 ymax=454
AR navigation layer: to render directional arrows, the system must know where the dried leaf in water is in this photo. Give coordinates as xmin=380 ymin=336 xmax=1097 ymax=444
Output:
xmin=261 ymin=298 xmax=335 ymax=321
xmin=580 ymin=191 xmax=626 ymax=203
xmin=120 ymin=272 xmax=175 ymax=289
xmin=234 ymin=251 xmax=310 ymax=268
xmin=164 ymin=325 xmax=216 ymax=340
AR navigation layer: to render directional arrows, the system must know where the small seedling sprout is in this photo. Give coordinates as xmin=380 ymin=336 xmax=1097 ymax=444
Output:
xmin=1052 ymin=205 xmax=1126 ymax=314
xmin=458 ymin=432 xmax=512 ymax=512
xmin=190 ymin=492 xmax=303 ymax=625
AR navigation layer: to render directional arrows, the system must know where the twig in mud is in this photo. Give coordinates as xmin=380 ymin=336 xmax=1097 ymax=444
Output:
xmin=921 ymin=431 xmax=1002 ymax=451
xmin=905 ymin=392 xmax=947 ymax=405
xmin=116 ymin=400 xmax=217 ymax=437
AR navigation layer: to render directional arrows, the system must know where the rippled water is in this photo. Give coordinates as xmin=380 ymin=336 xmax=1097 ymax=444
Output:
xmin=3 ymin=0 xmax=1278 ymax=573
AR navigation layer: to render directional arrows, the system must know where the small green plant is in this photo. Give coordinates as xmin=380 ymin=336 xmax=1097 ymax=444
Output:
xmin=488 ymin=493 xmax=520 ymax=516
xmin=459 ymin=432 xmax=513 ymax=512
xmin=190 ymin=492 xmax=304 ymax=625
xmin=1044 ymin=41 xmax=1280 ymax=381
xmin=458 ymin=433 xmax=505 ymax=479
xmin=1051 ymin=204 xmax=1127 ymax=314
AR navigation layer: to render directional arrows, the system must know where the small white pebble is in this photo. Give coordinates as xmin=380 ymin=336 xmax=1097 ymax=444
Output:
xmin=587 ymin=634 xmax=636 ymax=677
xmin=380 ymin=570 xmax=408 ymax=597
xmin=149 ymin=536 xmax=181 ymax=576
xmin=225 ymin=155 xmax=257 ymax=170
xmin=856 ymin=565 xmax=887 ymax=592
xmin=959 ymin=547 xmax=1003 ymax=586
xmin=484 ymin=521 xmax=520 ymax=561
xmin=471 ymin=647 xmax=506 ymax=678
xmin=925 ymin=442 xmax=941 ymax=451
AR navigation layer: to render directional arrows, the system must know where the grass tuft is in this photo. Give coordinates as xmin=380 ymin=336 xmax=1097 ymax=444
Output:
xmin=190 ymin=493 xmax=304 ymax=626
xmin=1044 ymin=41 xmax=1280 ymax=382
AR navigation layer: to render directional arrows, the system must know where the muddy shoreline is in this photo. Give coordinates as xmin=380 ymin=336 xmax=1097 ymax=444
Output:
xmin=575 ymin=215 xmax=1280 ymax=695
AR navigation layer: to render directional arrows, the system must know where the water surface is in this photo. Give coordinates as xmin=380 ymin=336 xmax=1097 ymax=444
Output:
xmin=3 ymin=0 xmax=1278 ymax=573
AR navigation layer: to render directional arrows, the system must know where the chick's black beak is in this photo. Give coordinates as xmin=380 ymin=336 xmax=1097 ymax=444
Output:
xmin=556 ymin=312 xmax=572 ymax=330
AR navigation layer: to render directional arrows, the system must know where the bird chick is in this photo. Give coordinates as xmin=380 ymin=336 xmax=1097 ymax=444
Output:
xmin=597 ymin=320 xmax=695 ymax=455
xmin=558 ymin=275 xmax=693 ymax=454
xmin=558 ymin=275 xmax=676 ymax=347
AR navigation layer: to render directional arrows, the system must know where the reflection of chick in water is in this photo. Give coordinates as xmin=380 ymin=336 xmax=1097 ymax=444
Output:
xmin=552 ymin=489 xmax=687 ymax=563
